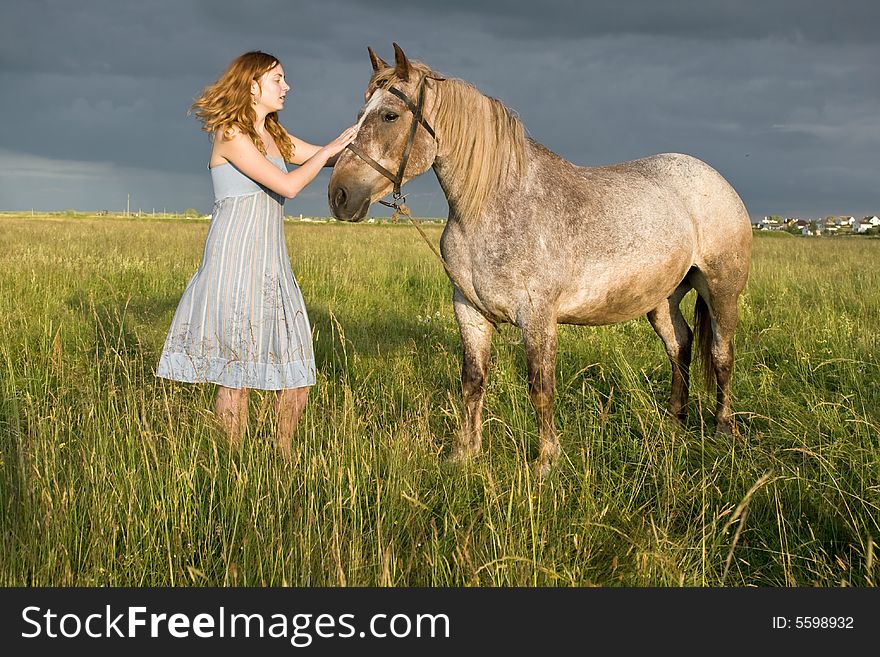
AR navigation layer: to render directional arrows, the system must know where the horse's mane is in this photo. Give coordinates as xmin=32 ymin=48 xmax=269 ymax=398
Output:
xmin=371 ymin=61 xmax=527 ymax=224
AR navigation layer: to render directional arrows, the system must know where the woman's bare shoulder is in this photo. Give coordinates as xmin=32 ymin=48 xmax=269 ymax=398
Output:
xmin=210 ymin=127 xmax=249 ymax=166
xmin=216 ymin=125 xmax=245 ymax=143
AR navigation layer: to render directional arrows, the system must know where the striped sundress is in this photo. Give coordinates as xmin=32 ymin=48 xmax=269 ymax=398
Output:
xmin=155 ymin=155 xmax=316 ymax=390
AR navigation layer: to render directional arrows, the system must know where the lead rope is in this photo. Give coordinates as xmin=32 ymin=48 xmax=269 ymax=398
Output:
xmin=389 ymin=199 xmax=492 ymax=323
xmin=390 ymin=199 xmax=460 ymax=288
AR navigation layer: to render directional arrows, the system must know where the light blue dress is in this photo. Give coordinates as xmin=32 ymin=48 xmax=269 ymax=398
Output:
xmin=155 ymin=156 xmax=316 ymax=390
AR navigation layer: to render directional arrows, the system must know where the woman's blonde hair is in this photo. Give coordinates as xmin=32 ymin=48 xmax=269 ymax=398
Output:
xmin=191 ymin=51 xmax=294 ymax=162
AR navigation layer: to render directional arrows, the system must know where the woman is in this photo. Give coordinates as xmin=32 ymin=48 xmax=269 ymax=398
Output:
xmin=156 ymin=51 xmax=358 ymax=458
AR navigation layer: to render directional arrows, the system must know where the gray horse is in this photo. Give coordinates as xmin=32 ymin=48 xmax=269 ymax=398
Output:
xmin=329 ymin=44 xmax=752 ymax=476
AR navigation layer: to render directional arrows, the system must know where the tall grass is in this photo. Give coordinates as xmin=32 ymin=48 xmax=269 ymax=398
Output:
xmin=0 ymin=216 xmax=877 ymax=586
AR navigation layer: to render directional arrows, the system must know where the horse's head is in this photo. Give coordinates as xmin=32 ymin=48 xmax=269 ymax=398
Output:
xmin=329 ymin=43 xmax=440 ymax=221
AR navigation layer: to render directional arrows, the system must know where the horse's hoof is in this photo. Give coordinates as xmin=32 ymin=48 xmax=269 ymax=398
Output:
xmin=447 ymin=445 xmax=479 ymax=465
xmin=532 ymin=453 xmax=558 ymax=479
xmin=664 ymin=414 xmax=687 ymax=432
xmin=715 ymin=422 xmax=736 ymax=439
xmin=532 ymin=460 xmax=549 ymax=479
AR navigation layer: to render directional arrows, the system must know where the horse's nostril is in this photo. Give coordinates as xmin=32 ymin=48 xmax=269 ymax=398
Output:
xmin=334 ymin=186 xmax=348 ymax=210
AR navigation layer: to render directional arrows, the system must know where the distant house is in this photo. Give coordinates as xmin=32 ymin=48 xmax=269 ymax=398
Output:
xmin=754 ymin=214 xmax=877 ymax=235
xmin=759 ymin=216 xmax=782 ymax=230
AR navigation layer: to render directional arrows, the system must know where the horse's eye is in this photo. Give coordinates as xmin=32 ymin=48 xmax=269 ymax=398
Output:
xmin=383 ymin=112 xmax=399 ymax=123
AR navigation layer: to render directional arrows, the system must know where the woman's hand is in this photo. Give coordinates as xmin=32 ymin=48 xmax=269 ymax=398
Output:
xmin=322 ymin=125 xmax=359 ymax=158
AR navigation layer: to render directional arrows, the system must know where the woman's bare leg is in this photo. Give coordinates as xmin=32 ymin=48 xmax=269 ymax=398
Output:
xmin=275 ymin=386 xmax=310 ymax=459
xmin=215 ymin=386 xmax=249 ymax=447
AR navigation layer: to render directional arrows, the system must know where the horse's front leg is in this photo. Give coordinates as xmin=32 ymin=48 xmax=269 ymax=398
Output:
xmin=450 ymin=292 xmax=494 ymax=462
xmin=521 ymin=313 xmax=559 ymax=478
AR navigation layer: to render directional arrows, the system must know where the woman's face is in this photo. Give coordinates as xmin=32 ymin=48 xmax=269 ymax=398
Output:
xmin=253 ymin=63 xmax=290 ymax=113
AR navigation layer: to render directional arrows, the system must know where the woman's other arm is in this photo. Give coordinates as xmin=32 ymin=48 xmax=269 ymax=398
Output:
xmin=216 ymin=126 xmax=357 ymax=199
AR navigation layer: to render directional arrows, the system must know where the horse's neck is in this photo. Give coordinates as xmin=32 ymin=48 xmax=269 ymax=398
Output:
xmin=431 ymin=159 xmax=468 ymax=218
xmin=427 ymin=82 xmax=532 ymax=227
xmin=432 ymin=141 xmax=540 ymax=226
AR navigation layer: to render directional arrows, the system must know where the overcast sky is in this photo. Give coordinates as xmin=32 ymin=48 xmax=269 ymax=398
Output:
xmin=2 ymin=0 xmax=878 ymax=219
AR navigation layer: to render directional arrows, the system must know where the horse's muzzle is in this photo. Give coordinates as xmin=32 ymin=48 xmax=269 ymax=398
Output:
xmin=328 ymin=182 xmax=370 ymax=222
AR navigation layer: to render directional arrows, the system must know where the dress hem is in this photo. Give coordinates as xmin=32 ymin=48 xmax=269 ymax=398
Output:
xmin=155 ymin=352 xmax=316 ymax=390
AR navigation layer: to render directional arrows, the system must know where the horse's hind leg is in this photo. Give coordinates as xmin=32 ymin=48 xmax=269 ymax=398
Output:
xmin=520 ymin=312 xmax=559 ymax=478
xmin=688 ymin=269 xmax=743 ymax=437
xmin=646 ymin=279 xmax=693 ymax=423
xmin=450 ymin=293 xmax=494 ymax=462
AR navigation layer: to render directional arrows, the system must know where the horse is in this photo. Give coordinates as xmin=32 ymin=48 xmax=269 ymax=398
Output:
xmin=328 ymin=43 xmax=752 ymax=477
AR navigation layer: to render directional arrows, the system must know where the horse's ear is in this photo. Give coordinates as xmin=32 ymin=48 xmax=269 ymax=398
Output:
xmin=368 ymin=46 xmax=389 ymax=73
xmin=392 ymin=42 xmax=411 ymax=81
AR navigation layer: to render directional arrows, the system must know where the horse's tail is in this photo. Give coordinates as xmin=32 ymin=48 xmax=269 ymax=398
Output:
xmin=694 ymin=294 xmax=715 ymax=392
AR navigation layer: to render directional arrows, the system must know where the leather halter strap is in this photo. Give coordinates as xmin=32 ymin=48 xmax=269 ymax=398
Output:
xmin=387 ymin=86 xmax=436 ymax=139
xmin=345 ymin=75 xmax=442 ymax=208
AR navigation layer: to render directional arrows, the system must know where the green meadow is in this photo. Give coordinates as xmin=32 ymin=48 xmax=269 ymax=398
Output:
xmin=0 ymin=214 xmax=877 ymax=586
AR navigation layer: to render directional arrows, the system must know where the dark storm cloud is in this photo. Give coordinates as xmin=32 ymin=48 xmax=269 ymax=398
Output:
xmin=372 ymin=0 xmax=880 ymax=43
xmin=1 ymin=0 xmax=878 ymax=219
xmin=0 ymin=0 xmax=391 ymax=77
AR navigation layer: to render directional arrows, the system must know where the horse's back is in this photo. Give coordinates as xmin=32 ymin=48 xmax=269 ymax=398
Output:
xmin=636 ymin=152 xmax=752 ymax=287
xmin=589 ymin=151 xmax=752 ymax=276
xmin=618 ymin=152 xmax=751 ymax=236
xmin=597 ymin=152 xmax=749 ymax=222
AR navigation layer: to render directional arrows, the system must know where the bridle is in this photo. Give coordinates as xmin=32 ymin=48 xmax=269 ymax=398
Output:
xmin=342 ymin=73 xmax=493 ymax=321
xmin=346 ymin=74 xmax=444 ymax=211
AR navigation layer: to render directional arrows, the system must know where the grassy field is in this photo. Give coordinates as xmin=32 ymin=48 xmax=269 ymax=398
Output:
xmin=0 ymin=215 xmax=877 ymax=586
